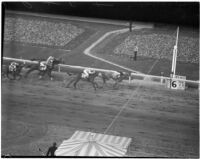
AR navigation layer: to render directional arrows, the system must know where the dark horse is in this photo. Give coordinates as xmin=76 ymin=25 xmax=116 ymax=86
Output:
xmin=100 ymin=71 xmax=130 ymax=88
xmin=65 ymin=70 xmax=101 ymax=91
xmin=2 ymin=62 xmax=24 ymax=80
xmin=24 ymin=56 xmax=62 ymax=80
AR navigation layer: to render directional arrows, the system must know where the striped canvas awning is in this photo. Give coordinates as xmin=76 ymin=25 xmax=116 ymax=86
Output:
xmin=70 ymin=131 xmax=132 ymax=149
xmin=55 ymin=131 xmax=132 ymax=156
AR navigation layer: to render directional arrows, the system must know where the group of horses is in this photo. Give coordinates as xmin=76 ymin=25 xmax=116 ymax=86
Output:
xmin=2 ymin=56 xmax=130 ymax=90
xmin=2 ymin=56 xmax=62 ymax=80
xmin=65 ymin=70 xmax=130 ymax=90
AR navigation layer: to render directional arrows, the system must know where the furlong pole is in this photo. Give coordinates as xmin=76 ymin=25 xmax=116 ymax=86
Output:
xmin=171 ymin=26 xmax=179 ymax=77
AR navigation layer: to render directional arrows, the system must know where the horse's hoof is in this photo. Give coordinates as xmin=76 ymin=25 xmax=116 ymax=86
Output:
xmin=50 ymin=78 xmax=54 ymax=81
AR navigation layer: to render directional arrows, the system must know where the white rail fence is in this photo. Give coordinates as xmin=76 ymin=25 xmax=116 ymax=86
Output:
xmin=2 ymin=57 xmax=200 ymax=86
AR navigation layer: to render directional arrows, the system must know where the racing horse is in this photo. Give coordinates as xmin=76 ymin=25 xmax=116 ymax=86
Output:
xmin=2 ymin=62 xmax=24 ymax=80
xmin=65 ymin=69 xmax=101 ymax=91
xmin=24 ymin=56 xmax=62 ymax=80
xmin=100 ymin=71 xmax=130 ymax=88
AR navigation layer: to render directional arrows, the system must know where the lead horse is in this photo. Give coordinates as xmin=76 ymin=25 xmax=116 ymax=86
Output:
xmin=65 ymin=70 xmax=101 ymax=91
xmin=24 ymin=56 xmax=63 ymax=80
xmin=100 ymin=71 xmax=130 ymax=88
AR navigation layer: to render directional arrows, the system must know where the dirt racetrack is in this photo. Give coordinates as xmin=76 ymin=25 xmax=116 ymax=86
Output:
xmin=1 ymin=73 xmax=199 ymax=157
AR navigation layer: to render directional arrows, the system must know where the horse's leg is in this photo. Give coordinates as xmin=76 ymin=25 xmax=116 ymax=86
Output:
xmin=6 ymin=69 xmax=10 ymax=79
xmin=11 ymin=72 xmax=16 ymax=80
xmin=15 ymin=69 xmax=22 ymax=80
xmin=92 ymin=78 xmax=99 ymax=89
xmin=16 ymin=73 xmax=22 ymax=80
xmin=39 ymin=70 xmax=48 ymax=80
xmin=47 ymin=70 xmax=53 ymax=81
xmin=116 ymin=78 xmax=123 ymax=89
xmin=92 ymin=81 xmax=98 ymax=91
xmin=113 ymin=80 xmax=119 ymax=89
xmin=73 ymin=77 xmax=80 ymax=89
xmin=100 ymin=75 xmax=107 ymax=88
xmin=95 ymin=81 xmax=99 ymax=89
xmin=38 ymin=71 xmax=43 ymax=79
xmin=103 ymin=78 xmax=107 ymax=88
xmin=18 ymin=74 xmax=22 ymax=80
xmin=25 ymin=67 xmax=36 ymax=78
xmin=65 ymin=77 xmax=75 ymax=88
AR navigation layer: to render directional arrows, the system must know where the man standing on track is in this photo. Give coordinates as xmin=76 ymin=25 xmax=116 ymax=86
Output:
xmin=134 ymin=44 xmax=138 ymax=61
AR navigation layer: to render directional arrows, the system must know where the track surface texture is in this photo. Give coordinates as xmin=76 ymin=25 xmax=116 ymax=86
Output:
xmin=1 ymin=76 xmax=199 ymax=157
xmin=2 ymin=12 xmax=199 ymax=157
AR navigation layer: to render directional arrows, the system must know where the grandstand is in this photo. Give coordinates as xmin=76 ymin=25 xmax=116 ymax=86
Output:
xmin=4 ymin=16 xmax=84 ymax=47
xmin=114 ymin=28 xmax=199 ymax=64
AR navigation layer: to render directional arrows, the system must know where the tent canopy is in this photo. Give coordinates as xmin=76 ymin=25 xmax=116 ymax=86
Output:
xmin=55 ymin=130 xmax=132 ymax=156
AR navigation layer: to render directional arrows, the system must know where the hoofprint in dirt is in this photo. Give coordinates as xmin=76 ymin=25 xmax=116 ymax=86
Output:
xmin=1 ymin=76 xmax=198 ymax=157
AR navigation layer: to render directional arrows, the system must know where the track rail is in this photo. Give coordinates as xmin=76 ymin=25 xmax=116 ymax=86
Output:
xmin=3 ymin=57 xmax=199 ymax=85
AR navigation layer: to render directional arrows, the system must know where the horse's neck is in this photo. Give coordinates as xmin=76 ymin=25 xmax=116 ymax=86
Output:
xmin=16 ymin=66 xmax=22 ymax=73
xmin=91 ymin=73 xmax=98 ymax=78
xmin=50 ymin=62 xmax=54 ymax=67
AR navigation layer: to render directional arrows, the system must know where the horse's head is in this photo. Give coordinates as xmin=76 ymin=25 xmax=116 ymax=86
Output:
xmin=45 ymin=57 xmax=57 ymax=68
xmin=121 ymin=71 xmax=130 ymax=80
xmin=53 ymin=57 xmax=64 ymax=65
xmin=98 ymin=72 xmax=103 ymax=77
xmin=46 ymin=56 xmax=54 ymax=65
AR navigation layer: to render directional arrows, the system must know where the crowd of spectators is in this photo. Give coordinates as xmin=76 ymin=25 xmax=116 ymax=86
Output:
xmin=4 ymin=17 xmax=84 ymax=47
xmin=114 ymin=33 xmax=199 ymax=64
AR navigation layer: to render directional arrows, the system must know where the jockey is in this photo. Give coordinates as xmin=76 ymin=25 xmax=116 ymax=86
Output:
xmin=39 ymin=61 xmax=47 ymax=70
xmin=10 ymin=62 xmax=19 ymax=66
xmin=9 ymin=62 xmax=19 ymax=71
xmin=83 ymin=68 xmax=95 ymax=78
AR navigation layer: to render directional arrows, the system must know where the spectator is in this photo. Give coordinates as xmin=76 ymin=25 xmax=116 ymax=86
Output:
xmin=46 ymin=142 xmax=57 ymax=156
xmin=134 ymin=44 xmax=138 ymax=61
xmin=114 ymin=31 xmax=198 ymax=64
xmin=4 ymin=17 xmax=84 ymax=47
